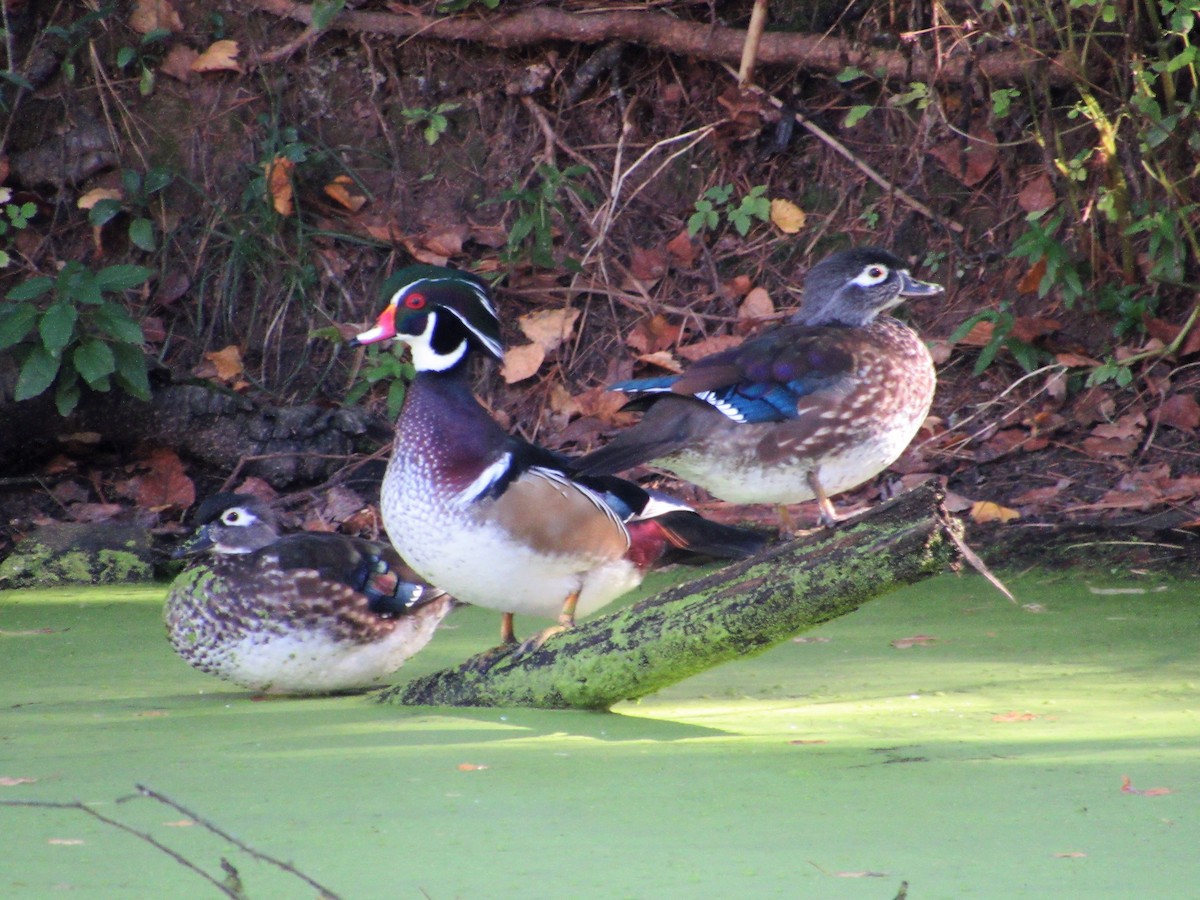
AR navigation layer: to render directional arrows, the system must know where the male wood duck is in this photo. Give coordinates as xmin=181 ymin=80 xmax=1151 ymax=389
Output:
xmin=572 ymin=247 xmax=944 ymax=529
xmin=354 ymin=265 xmax=765 ymax=648
xmin=164 ymin=493 xmax=454 ymax=694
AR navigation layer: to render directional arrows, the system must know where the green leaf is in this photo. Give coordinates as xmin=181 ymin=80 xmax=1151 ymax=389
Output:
xmin=92 ymin=302 xmax=145 ymax=344
xmin=117 ymin=46 xmax=136 ymax=69
xmin=94 ymin=264 xmax=152 ymax=292
xmin=0 ymin=70 xmax=35 ymax=91
xmin=58 ymin=263 xmax=103 ymax=305
xmin=55 ymin=371 xmax=82 ymax=416
xmin=14 ymin=344 xmax=61 ymax=401
xmin=0 ymin=302 xmax=39 ymax=349
xmin=129 ymin=217 xmax=156 ymax=251
xmin=112 ymin=342 xmax=152 ymax=401
xmin=311 ymin=0 xmax=347 ymax=32
xmin=844 ymin=105 xmax=873 ymax=127
xmin=89 ymin=198 xmax=123 ymax=227
xmin=139 ymin=66 xmax=155 ymax=97
xmin=144 ymin=168 xmax=173 ymax=194
xmin=6 ymin=275 xmax=53 ymax=301
xmin=836 ymin=66 xmax=866 ymax=83
xmin=73 ymin=338 xmax=117 ymax=386
xmin=39 ymin=303 xmax=78 ymax=354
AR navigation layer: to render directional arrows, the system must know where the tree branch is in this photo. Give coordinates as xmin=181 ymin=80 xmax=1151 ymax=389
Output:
xmin=380 ymin=482 xmax=959 ymax=710
xmin=245 ymin=1 xmax=1073 ymax=85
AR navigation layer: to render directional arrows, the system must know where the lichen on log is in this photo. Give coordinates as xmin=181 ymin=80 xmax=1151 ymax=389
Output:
xmin=380 ymin=482 xmax=959 ymax=711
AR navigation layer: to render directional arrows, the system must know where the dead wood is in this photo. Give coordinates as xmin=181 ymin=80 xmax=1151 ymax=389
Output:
xmin=380 ymin=481 xmax=959 ymax=711
xmin=245 ymin=1 xmax=1074 ymax=85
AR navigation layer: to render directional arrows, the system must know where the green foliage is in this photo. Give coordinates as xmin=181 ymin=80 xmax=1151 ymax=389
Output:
xmin=1 ymin=262 xmax=152 ymax=415
xmin=949 ymin=307 xmax=1048 ymax=376
xmin=115 ymin=27 xmax=170 ymax=96
xmin=436 ymin=0 xmax=500 ymax=10
xmin=89 ymin=168 xmax=174 ymax=253
xmin=0 ymin=188 xmax=37 ymax=269
xmin=400 ymin=103 xmax=461 ymax=146
xmin=1008 ymin=213 xmax=1086 ymax=308
xmin=687 ymin=184 xmax=770 ymax=237
xmin=493 ymin=163 xmax=595 ymax=271
xmin=310 ymin=0 xmax=347 ymax=32
xmin=843 ymin=105 xmax=873 ymax=128
xmin=345 ymin=345 xmax=414 ymax=420
xmin=1084 ymin=357 xmax=1134 ymax=388
xmin=42 ymin=4 xmax=114 ymax=84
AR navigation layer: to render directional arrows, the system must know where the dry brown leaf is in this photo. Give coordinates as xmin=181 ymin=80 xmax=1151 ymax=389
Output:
xmin=891 ymin=634 xmax=937 ymax=649
xmin=635 ymin=350 xmax=683 ymax=373
xmin=955 ymin=320 xmax=994 ymax=347
xmin=547 ymin=382 xmax=581 ymax=417
xmin=1011 ymin=481 xmax=1070 ymax=507
xmin=0 ymin=776 xmax=37 ymax=786
xmin=769 ymin=197 xmax=806 ymax=233
xmin=163 ymin=820 xmax=195 ymax=827
xmin=625 ymin=315 xmax=680 ymax=354
xmin=131 ymin=448 xmax=195 ymax=511
xmin=141 ymin=316 xmax=166 ymax=344
xmin=970 ymin=500 xmax=1021 ymax=524
xmin=191 ymin=39 xmax=242 ymax=73
xmin=677 ymin=334 xmax=742 ymax=361
xmin=420 ymin=226 xmax=468 ymax=259
xmin=992 ymin=711 xmax=1039 ymax=722
xmin=1154 ymin=393 xmax=1200 ymax=432
xmin=48 ymin=839 xmax=85 ymax=846
xmin=1010 ymin=316 xmax=1061 ymax=343
xmin=323 ymin=175 xmax=367 ymax=213
xmin=206 ymin=345 xmax=244 ymax=382
xmin=665 ymin=229 xmax=697 ymax=267
xmin=1055 ymin=351 xmax=1101 ymax=367
xmin=77 ymin=187 xmax=122 ymax=210
xmin=1017 ymin=258 xmax=1047 ymax=294
xmin=723 ymin=274 xmax=753 ymax=298
xmin=1120 ymin=775 xmax=1172 ymax=796
xmin=629 ymin=246 xmax=667 ymax=283
xmin=739 ymin=286 xmax=774 ymax=319
xmin=1082 ymin=436 xmax=1138 ymax=458
xmin=457 ymin=763 xmax=489 ymax=771
xmin=1054 ymin=852 xmax=1088 ymax=859
xmin=130 ymin=0 xmax=182 ymax=34
xmin=518 ymin=307 xmax=580 ymax=353
xmin=263 ymin=157 xmax=294 ymax=216
xmin=928 ymin=124 xmax=998 ymax=186
xmin=160 ymin=45 xmax=197 ymax=82
xmin=400 ymin=236 xmax=448 ymax=266
xmin=68 ymin=502 xmax=125 ymax=523
xmin=1018 ymin=172 xmax=1056 ymax=212
xmin=500 ymin=343 xmax=545 ymax=383
xmin=1091 ymin=411 xmax=1146 ymax=441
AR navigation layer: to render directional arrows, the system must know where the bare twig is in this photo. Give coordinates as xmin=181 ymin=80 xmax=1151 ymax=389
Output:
xmin=737 ymin=0 xmax=770 ymax=85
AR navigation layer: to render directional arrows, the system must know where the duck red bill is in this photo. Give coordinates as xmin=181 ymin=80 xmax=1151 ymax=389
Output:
xmin=355 ymin=304 xmax=397 ymax=344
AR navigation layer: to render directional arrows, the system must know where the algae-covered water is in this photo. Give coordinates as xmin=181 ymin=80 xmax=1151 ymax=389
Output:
xmin=2 ymin=570 xmax=1197 ymax=898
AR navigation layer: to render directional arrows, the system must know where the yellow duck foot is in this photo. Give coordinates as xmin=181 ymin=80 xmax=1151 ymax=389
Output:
xmin=515 ymin=590 xmax=579 ymax=654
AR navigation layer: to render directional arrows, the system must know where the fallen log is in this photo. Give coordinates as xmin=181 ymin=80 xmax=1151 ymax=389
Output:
xmin=380 ymin=481 xmax=959 ymax=710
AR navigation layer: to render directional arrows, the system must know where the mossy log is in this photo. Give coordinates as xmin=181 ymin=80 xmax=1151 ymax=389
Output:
xmin=380 ymin=482 xmax=960 ymax=711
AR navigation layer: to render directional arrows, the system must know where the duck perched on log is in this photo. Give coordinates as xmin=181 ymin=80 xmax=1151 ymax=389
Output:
xmin=165 ymin=493 xmax=453 ymax=693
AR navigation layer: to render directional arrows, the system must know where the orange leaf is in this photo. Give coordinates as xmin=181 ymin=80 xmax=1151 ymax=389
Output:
xmin=130 ymin=0 xmax=182 ymax=34
xmin=263 ymin=157 xmax=294 ymax=216
xmin=323 ymin=175 xmax=367 ymax=212
xmin=1017 ymin=258 xmax=1047 ymax=294
xmin=132 ymin=448 xmax=195 ymax=511
xmin=1120 ymin=775 xmax=1172 ymax=796
xmin=160 ymin=45 xmax=198 ymax=82
xmin=517 ymin=307 xmax=579 ymax=353
xmin=769 ymin=198 xmax=806 ymax=233
xmin=1018 ymin=172 xmax=1055 ymax=212
xmin=739 ymin=286 xmax=774 ymax=319
xmin=625 ymin=315 xmax=680 ymax=354
xmin=205 ymin=345 xmax=244 ymax=382
xmin=970 ymin=500 xmax=1021 ymax=523
xmin=457 ymin=763 xmax=489 ymax=771
xmin=992 ymin=711 xmax=1039 ymax=722
xmin=928 ymin=124 xmax=998 ymax=186
xmin=635 ymin=350 xmax=683 ymax=373
xmin=629 ymin=246 xmax=667 ymax=283
xmin=1153 ymin=393 xmax=1200 ymax=432
xmin=891 ymin=634 xmax=937 ymax=649
xmin=955 ymin=320 xmax=994 ymax=347
xmin=500 ymin=343 xmax=545 ymax=384
xmin=665 ymin=229 xmax=697 ymax=267
xmin=191 ymin=39 xmax=242 ymax=73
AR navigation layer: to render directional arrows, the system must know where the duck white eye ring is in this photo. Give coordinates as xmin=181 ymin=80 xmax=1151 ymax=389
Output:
xmin=863 ymin=265 xmax=888 ymax=284
xmin=222 ymin=509 xmax=243 ymax=525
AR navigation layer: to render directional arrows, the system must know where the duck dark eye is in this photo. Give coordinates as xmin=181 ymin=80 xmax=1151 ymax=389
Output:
xmin=223 ymin=510 xmax=241 ymax=524
xmin=405 ymin=292 xmax=427 ymax=310
xmin=867 ymin=266 xmax=886 ymax=281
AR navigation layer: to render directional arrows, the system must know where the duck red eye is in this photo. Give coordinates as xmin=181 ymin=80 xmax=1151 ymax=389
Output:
xmin=404 ymin=292 xmax=427 ymax=310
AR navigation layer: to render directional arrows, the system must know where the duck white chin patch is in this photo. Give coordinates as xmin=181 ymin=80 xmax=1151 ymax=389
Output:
xmin=406 ymin=311 xmax=468 ymax=372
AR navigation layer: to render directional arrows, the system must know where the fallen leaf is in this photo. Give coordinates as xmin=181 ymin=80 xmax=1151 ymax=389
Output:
xmin=1055 ymin=351 xmax=1101 ymax=367
xmin=1154 ymin=393 xmax=1200 ymax=432
xmin=205 ymin=345 xmax=244 ymax=382
xmin=160 ymin=45 xmax=198 ymax=82
xmin=1011 ymin=482 xmax=1069 ymax=507
xmin=134 ymin=709 xmax=169 ymax=717
xmin=517 ymin=307 xmax=579 ymax=353
xmin=635 ymin=350 xmax=683 ymax=373
xmin=834 ymin=871 xmax=888 ymax=879
xmin=420 ymin=226 xmax=468 ymax=259
xmin=769 ymin=197 xmax=806 ymax=233
xmin=130 ymin=448 xmax=195 ymax=511
xmin=1120 ymin=775 xmax=1172 ymax=796
xmin=77 ymin=187 xmax=122 ymax=210
xmin=500 ymin=343 xmax=545 ymax=384
xmin=67 ymin=502 xmax=124 ymax=523
xmin=130 ymin=0 xmax=182 ymax=34
xmin=1091 ymin=411 xmax=1146 ymax=441
xmin=141 ymin=315 xmax=166 ymax=344
xmin=891 ymin=634 xmax=937 ymax=649
xmin=739 ymin=286 xmax=774 ymax=319
xmin=1018 ymin=258 xmax=1047 ymax=294
xmin=970 ymin=501 xmax=1020 ymax=524
xmin=788 ymin=739 xmax=828 ymax=744
xmin=48 ymin=839 xmax=85 ymax=846
xmin=457 ymin=763 xmax=489 ymax=771
xmin=992 ymin=711 xmax=1039 ymax=722
xmin=954 ymin=320 xmax=994 ymax=347
xmin=665 ymin=229 xmax=697 ymax=267
xmin=163 ymin=820 xmax=194 ymax=827
xmin=263 ymin=157 xmax=294 ymax=216
xmin=1018 ymin=172 xmax=1055 ymax=212
xmin=154 ymin=270 xmax=191 ymax=306
xmin=723 ymin=274 xmax=753 ymax=298
xmin=677 ymin=334 xmax=742 ymax=361
xmin=323 ymin=175 xmax=367 ymax=212
xmin=191 ymin=39 xmax=242 ymax=74
xmin=928 ymin=124 xmax=998 ymax=186
xmin=625 ymin=315 xmax=681 ymax=354
xmin=1054 ymin=852 xmax=1087 ymax=859
xmin=1009 ymin=316 xmax=1061 ymax=343
xmin=0 ymin=776 xmax=37 ymax=786
xmin=792 ymin=635 xmax=831 ymax=643
xmin=629 ymin=246 xmax=667 ymax=283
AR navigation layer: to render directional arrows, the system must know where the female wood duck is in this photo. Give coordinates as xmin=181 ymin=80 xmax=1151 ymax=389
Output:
xmin=572 ymin=247 xmax=944 ymax=529
xmin=354 ymin=265 xmax=764 ymax=648
xmin=165 ymin=493 xmax=454 ymax=694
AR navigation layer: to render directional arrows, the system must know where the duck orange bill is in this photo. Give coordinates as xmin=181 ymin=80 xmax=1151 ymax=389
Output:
xmin=355 ymin=303 xmax=397 ymax=344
